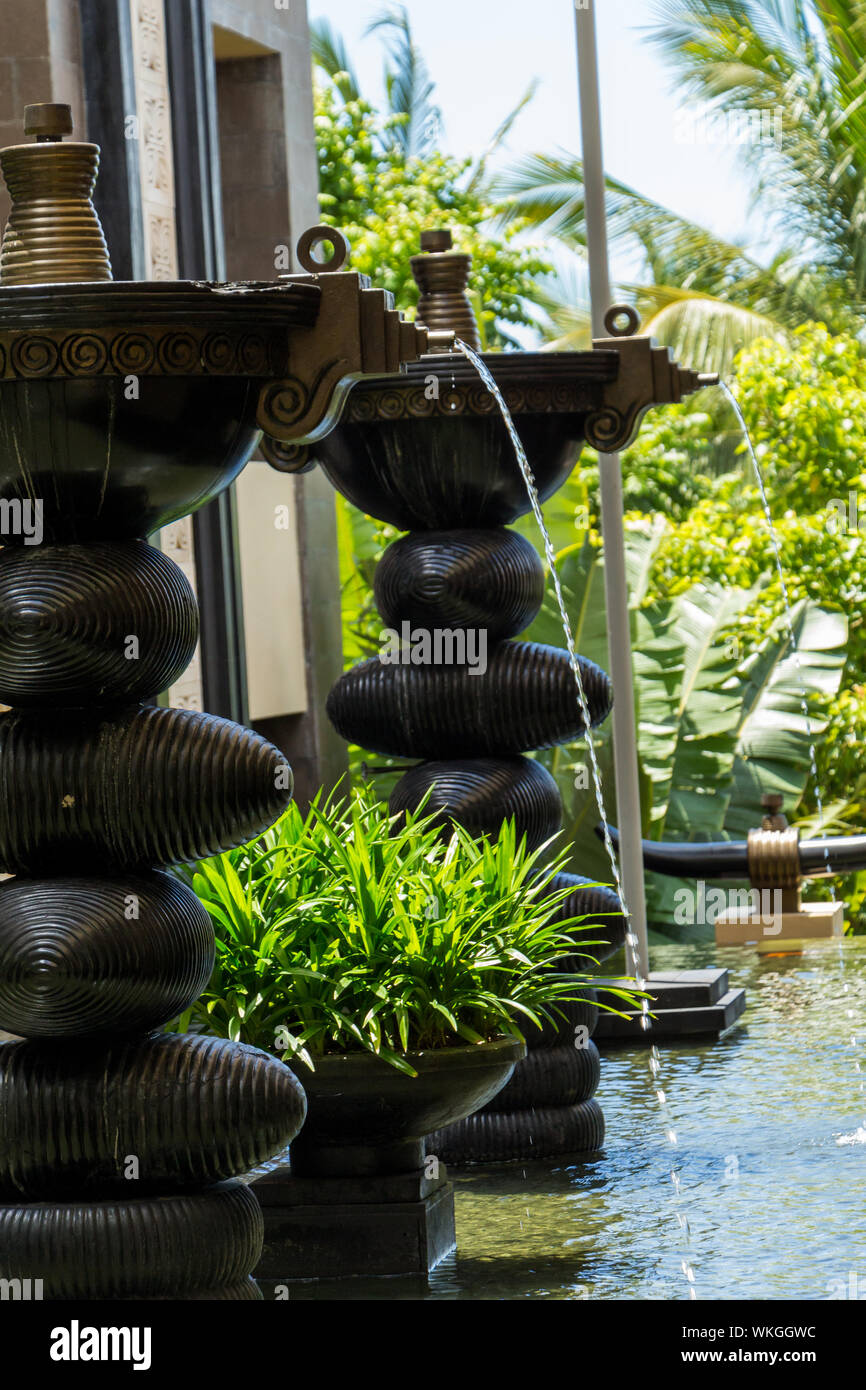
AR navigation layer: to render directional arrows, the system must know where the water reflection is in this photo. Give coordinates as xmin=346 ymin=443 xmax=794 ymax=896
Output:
xmin=264 ymin=940 xmax=866 ymax=1300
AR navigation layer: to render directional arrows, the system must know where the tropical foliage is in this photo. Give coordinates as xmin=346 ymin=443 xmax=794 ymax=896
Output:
xmin=335 ymin=322 xmax=865 ymax=928
xmin=524 ymin=520 xmax=847 ymax=924
xmin=311 ymin=6 xmax=548 ymax=345
xmin=171 ymin=790 xmax=633 ymax=1073
xmin=495 ymin=0 xmax=866 ymax=370
xmin=320 ymin=3 xmax=866 ymax=932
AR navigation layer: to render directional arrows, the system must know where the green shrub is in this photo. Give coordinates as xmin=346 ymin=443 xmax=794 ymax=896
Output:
xmin=171 ymin=789 xmax=635 ymax=1074
xmin=315 ymin=85 xmax=550 ymax=345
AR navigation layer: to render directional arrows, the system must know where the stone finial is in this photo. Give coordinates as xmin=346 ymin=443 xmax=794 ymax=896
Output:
xmin=0 ymin=104 xmax=112 ymax=285
xmin=410 ymin=227 xmax=480 ymax=351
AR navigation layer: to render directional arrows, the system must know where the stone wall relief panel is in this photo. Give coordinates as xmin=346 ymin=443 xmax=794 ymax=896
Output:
xmin=129 ymin=0 xmax=202 ymax=709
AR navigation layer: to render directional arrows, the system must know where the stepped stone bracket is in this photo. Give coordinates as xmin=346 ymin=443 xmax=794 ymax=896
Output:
xmin=585 ymin=305 xmax=719 ymax=453
xmin=259 ymin=226 xmax=451 ymax=446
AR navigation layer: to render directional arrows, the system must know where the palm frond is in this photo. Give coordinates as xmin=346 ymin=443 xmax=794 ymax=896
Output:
xmin=495 ymin=147 xmax=857 ymax=341
xmin=366 ymin=4 xmax=441 ymax=157
xmin=650 ymin=0 xmax=866 ymax=297
xmin=636 ymin=289 xmax=790 ymax=375
xmin=466 ymin=81 xmax=540 ymax=196
xmin=309 ymin=17 xmax=361 ymax=104
xmin=530 ymin=247 xmax=593 ymax=349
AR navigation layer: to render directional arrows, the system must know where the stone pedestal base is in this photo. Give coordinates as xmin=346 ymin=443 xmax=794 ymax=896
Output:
xmin=715 ymin=899 xmax=844 ymax=946
xmin=594 ymin=969 xmax=746 ymax=1044
xmin=251 ymin=1166 xmax=456 ymax=1281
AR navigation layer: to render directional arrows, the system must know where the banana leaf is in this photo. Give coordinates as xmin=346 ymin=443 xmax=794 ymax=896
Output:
xmin=528 ymin=515 xmax=848 ymax=931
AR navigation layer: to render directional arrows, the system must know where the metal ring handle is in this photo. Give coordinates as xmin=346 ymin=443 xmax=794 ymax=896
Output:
xmin=296 ymin=225 xmax=350 ymax=275
xmin=603 ymin=304 xmax=640 ymax=338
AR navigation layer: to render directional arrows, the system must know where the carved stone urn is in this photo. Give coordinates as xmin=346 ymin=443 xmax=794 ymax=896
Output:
xmin=266 ymin=228 xmax=713 ymax=1164
xmin=0 ymin=103 xmax=434 ymax=1300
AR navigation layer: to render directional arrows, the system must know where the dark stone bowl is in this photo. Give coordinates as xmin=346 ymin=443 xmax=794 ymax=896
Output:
xmin=287 ymin=1037 xmax=526 ymax=1178
xmin=312 ymin=351 xmax=618 ymax=530
xmin=0 ymin=375 xmax=262 ymax=542
xmin=0 ymin=279 xmax=318 ymax=541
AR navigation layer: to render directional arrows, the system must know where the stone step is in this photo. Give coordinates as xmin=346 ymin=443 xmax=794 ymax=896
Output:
xmin=597 ymin=967 xmax=730 ymax=1009
xmin=593 ymin=984 xmax=747 ymax=1045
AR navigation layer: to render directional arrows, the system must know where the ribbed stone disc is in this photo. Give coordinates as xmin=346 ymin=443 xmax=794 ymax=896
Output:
xmin=0 ymin=872 xmax=214 ymax=1038
xmin=374 ymin=528 xmax=544 ymax=638
xmin=0 ymin=1033 xmax=307 ymax=1198
xmin=328 ymin=642 xmax=612 ymax=758
xmin=547 ymin=872 xmax=626 ymax=964
xmin=483 ymin=1042 xmax=601 ymax=1112
xmin=0 ymin=1180 xmax=263 ymax=1300
xmin=0 ymin=705 xmax=293 ymax=874
xmin=0 ymin=540 xmax=198 ymax=707
xmin=390 ymin=756 xmax=562 ymax=851
xmin=429 ymin=1098 xmax=605 ymax=1164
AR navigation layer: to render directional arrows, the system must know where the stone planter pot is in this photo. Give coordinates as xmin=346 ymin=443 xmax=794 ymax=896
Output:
xmin=287 ymin=1037 xmax=525 ymax=1178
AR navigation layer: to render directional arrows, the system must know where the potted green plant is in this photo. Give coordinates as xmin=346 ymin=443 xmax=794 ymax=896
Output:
xmin=172 ymin=788 xmax=637 ymax=1178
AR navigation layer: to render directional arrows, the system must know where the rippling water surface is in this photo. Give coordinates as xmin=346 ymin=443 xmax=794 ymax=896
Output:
xmin=282 ymin=940 xmax=866 ymax=1300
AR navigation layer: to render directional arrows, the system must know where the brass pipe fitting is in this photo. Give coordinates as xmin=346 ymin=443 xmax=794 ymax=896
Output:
xmin=746 ymin=827 xmax=801 ymax=912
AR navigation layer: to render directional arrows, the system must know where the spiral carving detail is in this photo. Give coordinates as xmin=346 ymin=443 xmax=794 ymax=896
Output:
xmin=0 ymin=872 xmax=214 ymax=1038
xmin=0 ymin=1033 xmax=307 ymax=1198
xmin=0 ymin=705 xmax=294 ymax=874
xmin=0 ymin=540 xmax=199 ymax=707
xmin=328 ymin=642 xmax=612 ymax=759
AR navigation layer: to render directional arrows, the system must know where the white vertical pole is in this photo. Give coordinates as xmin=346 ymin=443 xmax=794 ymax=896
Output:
xmin=574 ymin=0 xmax=650 ymax=979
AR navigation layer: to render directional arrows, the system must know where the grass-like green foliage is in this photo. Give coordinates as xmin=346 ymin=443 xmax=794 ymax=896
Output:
xmin=172 ymin=789 xmax=634 ymax=1075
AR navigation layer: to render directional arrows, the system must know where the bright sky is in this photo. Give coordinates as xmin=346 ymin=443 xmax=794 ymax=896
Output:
xmin=306 ymin=0 xmax=758 ymax=256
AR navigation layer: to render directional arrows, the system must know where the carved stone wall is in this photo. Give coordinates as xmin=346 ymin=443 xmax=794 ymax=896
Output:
xmin=129 ymin=0 xmax=203 ymax=712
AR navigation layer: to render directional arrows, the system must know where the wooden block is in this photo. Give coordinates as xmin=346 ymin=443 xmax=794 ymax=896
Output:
xmin=715 ymin=900 xmax=844 ymax=946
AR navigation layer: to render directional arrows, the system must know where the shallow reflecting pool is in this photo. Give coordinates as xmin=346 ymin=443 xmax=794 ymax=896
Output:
xmin=280 ymin=939 xmax=866 ymax=1300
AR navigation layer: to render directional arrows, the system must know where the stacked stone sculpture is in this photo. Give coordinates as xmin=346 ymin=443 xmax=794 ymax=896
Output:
xmin=0 ymin=546 xmax=308 ymax=1298
xmin=430 ymin=876 xmax=623 ymax=1163
xmin=316 ymin=231 xmax=628 ymax=1162
xmin=0 ymin=105 xmax=435 ymax=1297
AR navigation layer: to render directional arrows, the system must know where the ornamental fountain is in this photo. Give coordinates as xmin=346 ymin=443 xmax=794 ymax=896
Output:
xmin=0 ymin=100 xmax=730 ymax=1295
xmin=0 ymin=103 xmax=447 ymax=1301
xmin=265 ymin=228 xmax=717 ymax=1166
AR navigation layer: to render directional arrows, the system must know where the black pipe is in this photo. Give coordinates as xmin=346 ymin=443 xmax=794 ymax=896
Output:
xmin=596 ymin=824 xmax=866 ymax=880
